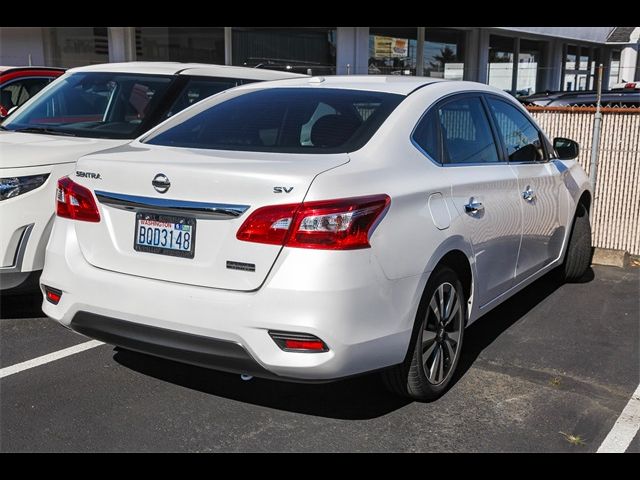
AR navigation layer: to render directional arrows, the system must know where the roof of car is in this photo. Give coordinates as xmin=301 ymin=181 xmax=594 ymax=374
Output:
xmin=0 ymin=66 xmax=66 ymax=74
xmin=66 ymin=62 xmax=307 ymax=80
xmin=232 ymin=75 xmax=450 ymax=95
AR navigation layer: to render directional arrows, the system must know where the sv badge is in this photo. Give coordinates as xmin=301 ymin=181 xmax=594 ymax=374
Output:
xmin=273 ymin=186 xmax=294 ymax=193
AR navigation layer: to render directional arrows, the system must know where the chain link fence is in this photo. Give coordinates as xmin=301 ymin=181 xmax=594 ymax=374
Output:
xmin=527 ymin=106 xmax=640 ymax=255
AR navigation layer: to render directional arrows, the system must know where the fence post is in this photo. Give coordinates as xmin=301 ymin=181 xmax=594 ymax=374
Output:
xmin=589 ymin=64 xmax=604 ymax=196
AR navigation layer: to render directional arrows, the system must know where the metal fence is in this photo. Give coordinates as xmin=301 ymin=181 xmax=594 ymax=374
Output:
xmin=527 ymin=107 xmax=640 ymax=255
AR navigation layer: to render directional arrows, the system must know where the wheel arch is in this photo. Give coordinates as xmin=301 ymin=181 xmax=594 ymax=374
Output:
xmin=417 ymin=238 xmax=475 ymax=327
xmin=577 ymin=189 xmax=591 ymax=214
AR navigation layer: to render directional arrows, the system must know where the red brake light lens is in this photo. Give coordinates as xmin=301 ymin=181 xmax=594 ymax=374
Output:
xmin=269 ymin=331 xmax=329 ymax=352
xmin=56 ymin=176 xmax=100 ymax=222
xmin=284 ymin=339 xmax=326 ymax=351
xmin=44 ymin=286 xmax=62 ymax=305
xmin=236 ymin=194 xmax=390 ymax=250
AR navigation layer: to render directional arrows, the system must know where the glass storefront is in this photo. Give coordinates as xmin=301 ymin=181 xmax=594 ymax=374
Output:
xmin=136 ymin=27 xmax=225 ymax=64
xmin=25 ymin=27 xmax=620 ymax=96
xmin=232 ymin=27 xmax=336 ymax=75
xmin=563 ymin=45 xmax=596 ymax=91
xmin=487 ymin=35 xmax=515 ymax=93
xmin=423 ymin=29 xmax=465 ymax=80
xmin=44 ymin=27 xmax=108 ymax=68
xmin=368 ymin=27 xmax=418 ymax=75
xmin=609 ymin=50 xmax=621 ymax=88
xmin=517 ymin=39 xmax=543 ymax=97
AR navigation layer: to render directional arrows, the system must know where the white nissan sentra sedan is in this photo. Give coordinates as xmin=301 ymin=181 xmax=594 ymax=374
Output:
xmin=40 ymin=76 xmax=592 ymax=400
xmin=0 ymin=62 xmax=304 ymax=292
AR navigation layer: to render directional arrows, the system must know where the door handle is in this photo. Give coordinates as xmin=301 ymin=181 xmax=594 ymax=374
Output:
xmin=522 ymin=186 xmax=536 ymax=202
xmin=464 ymin=198 xmax=484 ymax=215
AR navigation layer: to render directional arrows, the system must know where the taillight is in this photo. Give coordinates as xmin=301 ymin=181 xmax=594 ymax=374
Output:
xmin=56 ymin=176 xmax=100 ymax=222
xmin=236 ymin=194 xmax=390 ymax=250
xmin=235 ymin=203 xmax=299 ymax=246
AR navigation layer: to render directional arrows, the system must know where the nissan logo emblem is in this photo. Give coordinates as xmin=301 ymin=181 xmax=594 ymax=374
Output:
xmin=152 ymin=173 xmax=170 ymax=194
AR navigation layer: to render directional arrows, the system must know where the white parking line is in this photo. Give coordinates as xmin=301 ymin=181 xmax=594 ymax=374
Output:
xmin=0 ymin=340 xmax=104 ymax=379
xmin=597 ymin=383 xmax=640 ymax=453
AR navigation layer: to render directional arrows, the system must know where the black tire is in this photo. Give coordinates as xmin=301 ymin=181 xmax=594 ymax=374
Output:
xmin=561 ymin=204 xmax=592 ymax=282
xmin=382 ymin=266 xmax=466 ymax=401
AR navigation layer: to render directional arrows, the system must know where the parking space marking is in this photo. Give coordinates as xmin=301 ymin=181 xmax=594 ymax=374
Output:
xmin=0 ymin=340 xmax=104 ymax=379
xmin=597 ymin=383 xmax=640 ymax=453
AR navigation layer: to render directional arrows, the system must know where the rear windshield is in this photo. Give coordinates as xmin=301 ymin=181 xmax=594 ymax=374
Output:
xmin=144 ymin=87 xmax=404 ymax=153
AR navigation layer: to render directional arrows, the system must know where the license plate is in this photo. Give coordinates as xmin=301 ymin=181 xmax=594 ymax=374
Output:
xmin=134 ymin=211 xmax=196 ymax=259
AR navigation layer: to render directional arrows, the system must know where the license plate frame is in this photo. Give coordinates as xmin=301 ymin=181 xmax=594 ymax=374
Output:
xmin=133 ymin=211 xmax=196 ymax=259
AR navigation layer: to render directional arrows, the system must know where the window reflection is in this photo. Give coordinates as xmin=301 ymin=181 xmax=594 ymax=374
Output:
xmin=137 ymin=27 xmax=225 ymax=64
xmin=488 ymin=35 xmax=514 ymax=93
xmin=45 ymin=27 xmax=108 ymax=68
xmin=517 ymin=40 xmax=543 ymax=98
xmin=233 ymin=27 xmax=336 ymax=75
xmin=369 ymin=28 xmax=418 ymax=75
xmin=424 ymin=29 xmax=465 ymax=80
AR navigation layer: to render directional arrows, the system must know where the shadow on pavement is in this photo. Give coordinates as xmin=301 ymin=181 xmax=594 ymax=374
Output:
xmin=452 ymin=266 xmax=595 ymax=385
xmin=113 ymin=266 xmax=595 ymax=419
xmin=113 ymin=348 xmax=410 ymax=420
xmin=0 ymin=290 xmax=44 ymax=319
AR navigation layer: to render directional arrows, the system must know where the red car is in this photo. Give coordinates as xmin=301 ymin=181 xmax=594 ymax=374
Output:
xmin=0 ymin=66 xmax=65 ymax=118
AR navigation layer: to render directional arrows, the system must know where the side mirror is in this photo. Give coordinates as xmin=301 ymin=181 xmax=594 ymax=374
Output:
xmin=553 ymin=137 xmax=579 ymax=160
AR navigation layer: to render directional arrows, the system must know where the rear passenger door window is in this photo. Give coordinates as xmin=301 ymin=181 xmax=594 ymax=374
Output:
xmin=486 ymin=97 xmax=546 ymax=162
xmin=437 ymin=97 xmax=501 ymax=165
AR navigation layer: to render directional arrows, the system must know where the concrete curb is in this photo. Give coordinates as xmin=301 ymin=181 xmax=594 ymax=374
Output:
xmin=591 ymin=248 xmax=629 ymax=268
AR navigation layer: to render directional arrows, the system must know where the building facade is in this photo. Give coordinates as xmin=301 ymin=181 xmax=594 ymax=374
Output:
xmin=1 ymin=27 xmax=639 ymax=95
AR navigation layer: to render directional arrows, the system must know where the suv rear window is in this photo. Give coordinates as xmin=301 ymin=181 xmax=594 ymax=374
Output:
xmin=144 ymin=88 xmax=404 ymax=153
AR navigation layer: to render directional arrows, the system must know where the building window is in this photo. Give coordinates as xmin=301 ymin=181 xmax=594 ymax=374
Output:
xmin=517 ymin=40 xmax=543 ymax=97
xmin=563 ymin=44 xmax=593 ymax=91
xmin=44 ymin=27 xmax=108 ymax=68
xmin=609 ymin=50 xmax=621 ymax=88
xmin=487 ymin=35 xmax=515 ymax=93
xmin=232 ymin=27 xmax=336 ymax=75
xmin=423 ymin=28 xmax=465 ymax=80
xmin=369 ymin=28 xmax=418 ymax=75
xmin=136 ymin=27 xmax=225 ymax=64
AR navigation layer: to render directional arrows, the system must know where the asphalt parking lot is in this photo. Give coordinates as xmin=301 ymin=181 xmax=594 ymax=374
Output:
xmin=1 ymin=264 xmax=638 ymax=452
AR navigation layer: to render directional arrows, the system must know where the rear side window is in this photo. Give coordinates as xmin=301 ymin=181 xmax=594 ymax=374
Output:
xmin=437 ymin=97 xmax=501 ymax=165
xmin=145 ymin=88 xmax=404 ymax=154
xmin=412 ymin=110 xmax=440 ymax=162
xmin=486 ymin=97 xmax=546 ymax=162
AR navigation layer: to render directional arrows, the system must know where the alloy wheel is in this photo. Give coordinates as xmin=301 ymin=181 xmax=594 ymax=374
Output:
xmin=421 ymin=282 xmax=463 ymax=385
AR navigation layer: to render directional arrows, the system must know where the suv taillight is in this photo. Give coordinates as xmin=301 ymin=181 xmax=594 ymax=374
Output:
xmin=236 ymin=194 xmax=390 ymax=250
xmin=56 ymin=176 xmax=100 ymax=222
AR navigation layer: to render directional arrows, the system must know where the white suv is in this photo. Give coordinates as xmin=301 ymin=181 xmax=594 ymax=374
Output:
xmin=40 ymin=76 xmax=592 ymax=400
xmin=0 ymin=62 xmax=304 ymax=291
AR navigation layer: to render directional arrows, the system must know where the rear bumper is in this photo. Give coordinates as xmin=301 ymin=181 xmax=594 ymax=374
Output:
xmin=42 ymin=218 xmax=425 ymax=381
xmin=71 ymin=311 xmax=284 ymax=380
